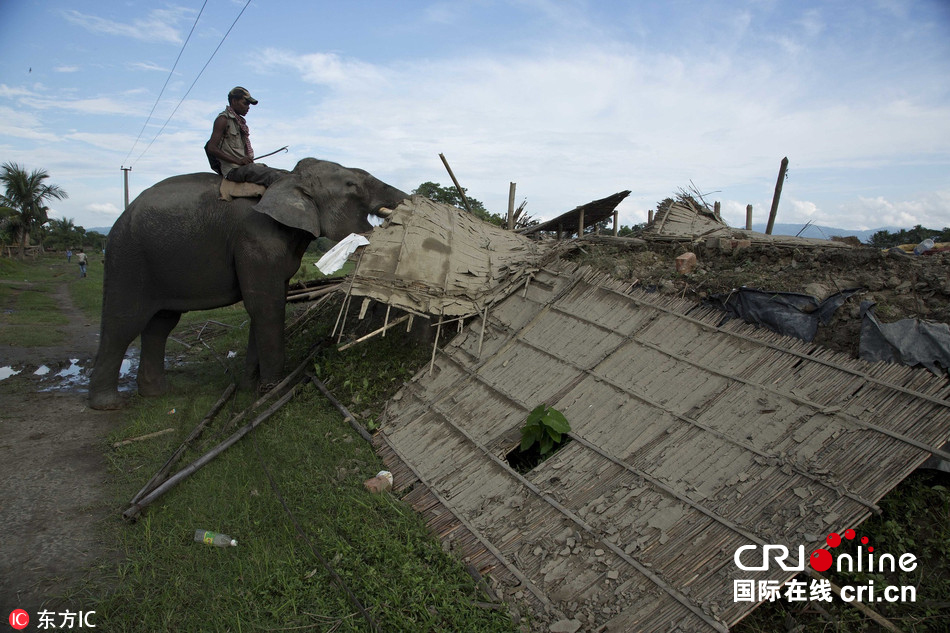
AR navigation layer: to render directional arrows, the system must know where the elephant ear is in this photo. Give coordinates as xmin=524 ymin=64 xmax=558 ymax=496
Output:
xmin=252 ymin=175 xmax=320 ymax=237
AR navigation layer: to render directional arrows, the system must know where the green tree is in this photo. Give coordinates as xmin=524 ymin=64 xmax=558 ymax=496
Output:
xmin=47 ymin=217 xmax=80 ymax=251
xmin=0 ymin=162 xmax=68 ymax=257
xmin=412 ymin=181 xmax=506 ymax=227
xmin=867 ymin=225 xmax=950 ymax=249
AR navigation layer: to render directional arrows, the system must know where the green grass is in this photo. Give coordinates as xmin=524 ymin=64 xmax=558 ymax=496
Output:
xmin=7 ymin=252 xmax=948 ymax=632
xmin=87 ymin=328 xmax=516 ymax=633
xmin=0 ymin=252 xmax=93 ymax=346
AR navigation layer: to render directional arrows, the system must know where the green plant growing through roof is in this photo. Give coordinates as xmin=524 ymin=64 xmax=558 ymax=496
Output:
xmin=520 ymin=404 xmax=571 ymax=456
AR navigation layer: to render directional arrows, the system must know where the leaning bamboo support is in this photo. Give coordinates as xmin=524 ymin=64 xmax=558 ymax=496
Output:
xmin=214 ymin=344 xmax=324 ymax=439
xmin=439 ymin=152 xmax=473 ymax=215
xmin=337 ymin=314 xmax=410 ymax=352
xmin=123 ymin=385 xmax=300 ymax=521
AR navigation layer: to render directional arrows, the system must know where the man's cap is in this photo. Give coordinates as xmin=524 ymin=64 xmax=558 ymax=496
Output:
xmin=228 ymin=86 xmax=258 ymax=104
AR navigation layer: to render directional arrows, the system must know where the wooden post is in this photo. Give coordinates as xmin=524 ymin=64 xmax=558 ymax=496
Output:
xmin=648 ymin=209 xmax=654 ymax=224
xmin=438 ymin=153 xmax=473 ymax=215
xmin=507 ymin=182 xmax=516 ymax=229
xmin=745 ymin=204 xmax=753 ymax=230
xmin=578 ymin=208 xmax=585 ymax=238
xmin=766 ymin=157 xmax=788 ymax=235
xmin=613 ymin=210 xmax=619 ymax=236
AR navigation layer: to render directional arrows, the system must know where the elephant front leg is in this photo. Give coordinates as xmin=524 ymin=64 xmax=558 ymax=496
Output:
xmin=244 ymin=295 xmax=287 ymax=392
xmin=137 ymin=310 xmax=182 ymax=397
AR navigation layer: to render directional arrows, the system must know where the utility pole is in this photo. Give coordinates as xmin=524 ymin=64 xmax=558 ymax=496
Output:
xmin=121 ymin=166 xmax=132 ymax=210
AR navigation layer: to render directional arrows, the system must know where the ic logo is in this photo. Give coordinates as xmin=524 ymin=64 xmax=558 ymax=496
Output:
xmin=8 ymin=609 xmax=29 ymax=630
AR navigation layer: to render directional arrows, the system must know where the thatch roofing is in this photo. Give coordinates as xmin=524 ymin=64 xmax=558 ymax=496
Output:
xmin=645 ymin=196 xmax=851 ymax=249
xmin=519 ymin=191 xmax=630 ymax=236
xmin=346 ymin=196 xmax=556 ymax=318
xmin=374 ymin=262 xmax=950 ymax=632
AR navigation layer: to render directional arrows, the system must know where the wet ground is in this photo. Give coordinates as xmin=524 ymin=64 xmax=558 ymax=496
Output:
xmin=0 ymin=283 xmax=128 ymax=614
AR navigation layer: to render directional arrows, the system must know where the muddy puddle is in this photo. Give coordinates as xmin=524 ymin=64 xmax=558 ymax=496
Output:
xmin=0 ymin=354 xmax=138 ymax=393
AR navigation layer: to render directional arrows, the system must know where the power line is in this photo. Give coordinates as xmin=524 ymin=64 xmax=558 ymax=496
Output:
xmin=122 ymin=0 xmax=209 ymax=166
xmin=131 ymin=0 xmax=253 ymax=167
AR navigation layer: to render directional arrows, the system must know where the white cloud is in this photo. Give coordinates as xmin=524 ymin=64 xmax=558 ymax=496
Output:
xmin=128 ymin=62 xmax=169 ymax=73
xmin=61 ymin=8 xmax=190 ymax=44
xmin=0 ymin=107 xmax=60 ymax=142
xmin=256 ymin=49 xmax=387 ymax=88
xmin=838 ymin=191 xmax=950 ymax=230
xmin=54 ymin=65 xmax=80 ymax=73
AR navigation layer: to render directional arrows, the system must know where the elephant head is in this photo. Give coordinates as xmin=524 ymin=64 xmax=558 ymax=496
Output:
xmin=252 ymin=158 xmax=407 ymax=240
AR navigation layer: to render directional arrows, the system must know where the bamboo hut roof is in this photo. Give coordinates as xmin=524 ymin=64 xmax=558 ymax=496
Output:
xmin=519 ymin=191 xmax=631 ymax=236
xmin=346 ymin=196 xmax=557 ymax=318
xmin=374 ymin=261 xmax=950 ymax=632
xmin=645 ymin=196 xmax=850 ymax=249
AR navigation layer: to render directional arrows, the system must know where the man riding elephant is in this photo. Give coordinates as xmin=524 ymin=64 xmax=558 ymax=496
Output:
xmin=205 ymin=86 xmax=285 ymax=187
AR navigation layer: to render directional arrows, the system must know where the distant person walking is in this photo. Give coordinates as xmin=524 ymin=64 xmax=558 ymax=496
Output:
xmin=66 ymin=248 xmax=72 ymax=262
xmin=77 ymin=249 xmax=87 ymax=278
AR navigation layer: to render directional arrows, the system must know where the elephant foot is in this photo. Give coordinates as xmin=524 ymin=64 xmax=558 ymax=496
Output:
xmin=89 ymin=390 xmax=129 ymax=410
xmin=137 ymin=375 xmax=169 ymax=397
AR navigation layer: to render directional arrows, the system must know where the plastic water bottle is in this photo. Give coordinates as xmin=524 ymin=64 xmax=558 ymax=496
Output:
xmin=913 ymin=238 xmax=935 ymax=255
xmin=194 ymin=529 xmax=237 ymax=547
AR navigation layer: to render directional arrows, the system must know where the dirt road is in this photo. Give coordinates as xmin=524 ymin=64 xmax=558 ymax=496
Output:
xmin=0 ymin=279 xmax=124 ymax=614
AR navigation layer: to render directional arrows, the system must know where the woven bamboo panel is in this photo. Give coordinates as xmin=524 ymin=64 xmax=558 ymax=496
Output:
xmin=349 ymin=196 xmax=552 ymax=317
xmin=375 ymin=262 xmax=950 ymax=632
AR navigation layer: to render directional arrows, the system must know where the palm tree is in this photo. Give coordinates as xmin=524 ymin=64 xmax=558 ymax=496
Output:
xmin=48 ymin=216 xmax=78 ymax=250
xmin=0 ymin=162 xmax=68 ymax=258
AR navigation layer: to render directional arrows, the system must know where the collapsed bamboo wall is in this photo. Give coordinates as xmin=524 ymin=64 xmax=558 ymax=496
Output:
xmin=375 ymin=261 xmax=950 ymax=631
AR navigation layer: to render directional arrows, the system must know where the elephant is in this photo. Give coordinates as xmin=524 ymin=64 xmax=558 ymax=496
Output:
xmin=88 ymin=158 xmax=407 ymax=410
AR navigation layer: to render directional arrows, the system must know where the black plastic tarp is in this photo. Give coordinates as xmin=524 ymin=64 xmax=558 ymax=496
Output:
xmin=707 ymin=287 xmax=862 ymax=342
xmin=859 ymin=301 xmax=950 ymax=375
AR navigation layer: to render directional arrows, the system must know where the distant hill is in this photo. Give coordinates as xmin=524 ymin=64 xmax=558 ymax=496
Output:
xmin=748 ymin=223 xmax=901 ymax=244
xmin=87 ymin=226 xmax=112 ymax=235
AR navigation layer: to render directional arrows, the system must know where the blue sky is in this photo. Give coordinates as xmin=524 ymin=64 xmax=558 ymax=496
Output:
xmin=0 ymin=0 xmax=948 ymax=233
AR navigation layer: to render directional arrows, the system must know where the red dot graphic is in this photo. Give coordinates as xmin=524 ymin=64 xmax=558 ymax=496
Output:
xmin=861 ymin=536 xmax=869 ymax=545
xmin=810 ymin=549 xmax=833 ymax=572
xmin=826 ymin=532 xmax=841 ymax=548
xmin=844 ymin=528 xmax=856 ymax=540
xmin=868 ymin=547 xmax=874 ymax=553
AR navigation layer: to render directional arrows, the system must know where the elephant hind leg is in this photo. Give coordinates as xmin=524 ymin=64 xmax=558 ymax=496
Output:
xmin=137 ymin=310 xmax=182 ymax=397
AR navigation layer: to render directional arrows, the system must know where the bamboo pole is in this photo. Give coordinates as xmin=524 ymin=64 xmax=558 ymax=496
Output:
xmin=337 ymin=314 xmax=411 ymax=351
xmin=438 ymin=153 xmax=473 ymax=215
xmin=112 ymin=428 xmax=176 ymax=449
xmin=308 ymin=373 xmax=374 ymax=443
xmin=123 ymin=385 xmax=299 ymax=521
xmin=130 ymin=383 xmax=236 ymax=505
xmin=286 ymin=283 xmax=342 ymax=303
xmin=766 ymin=157 xmax=789 ymax=235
